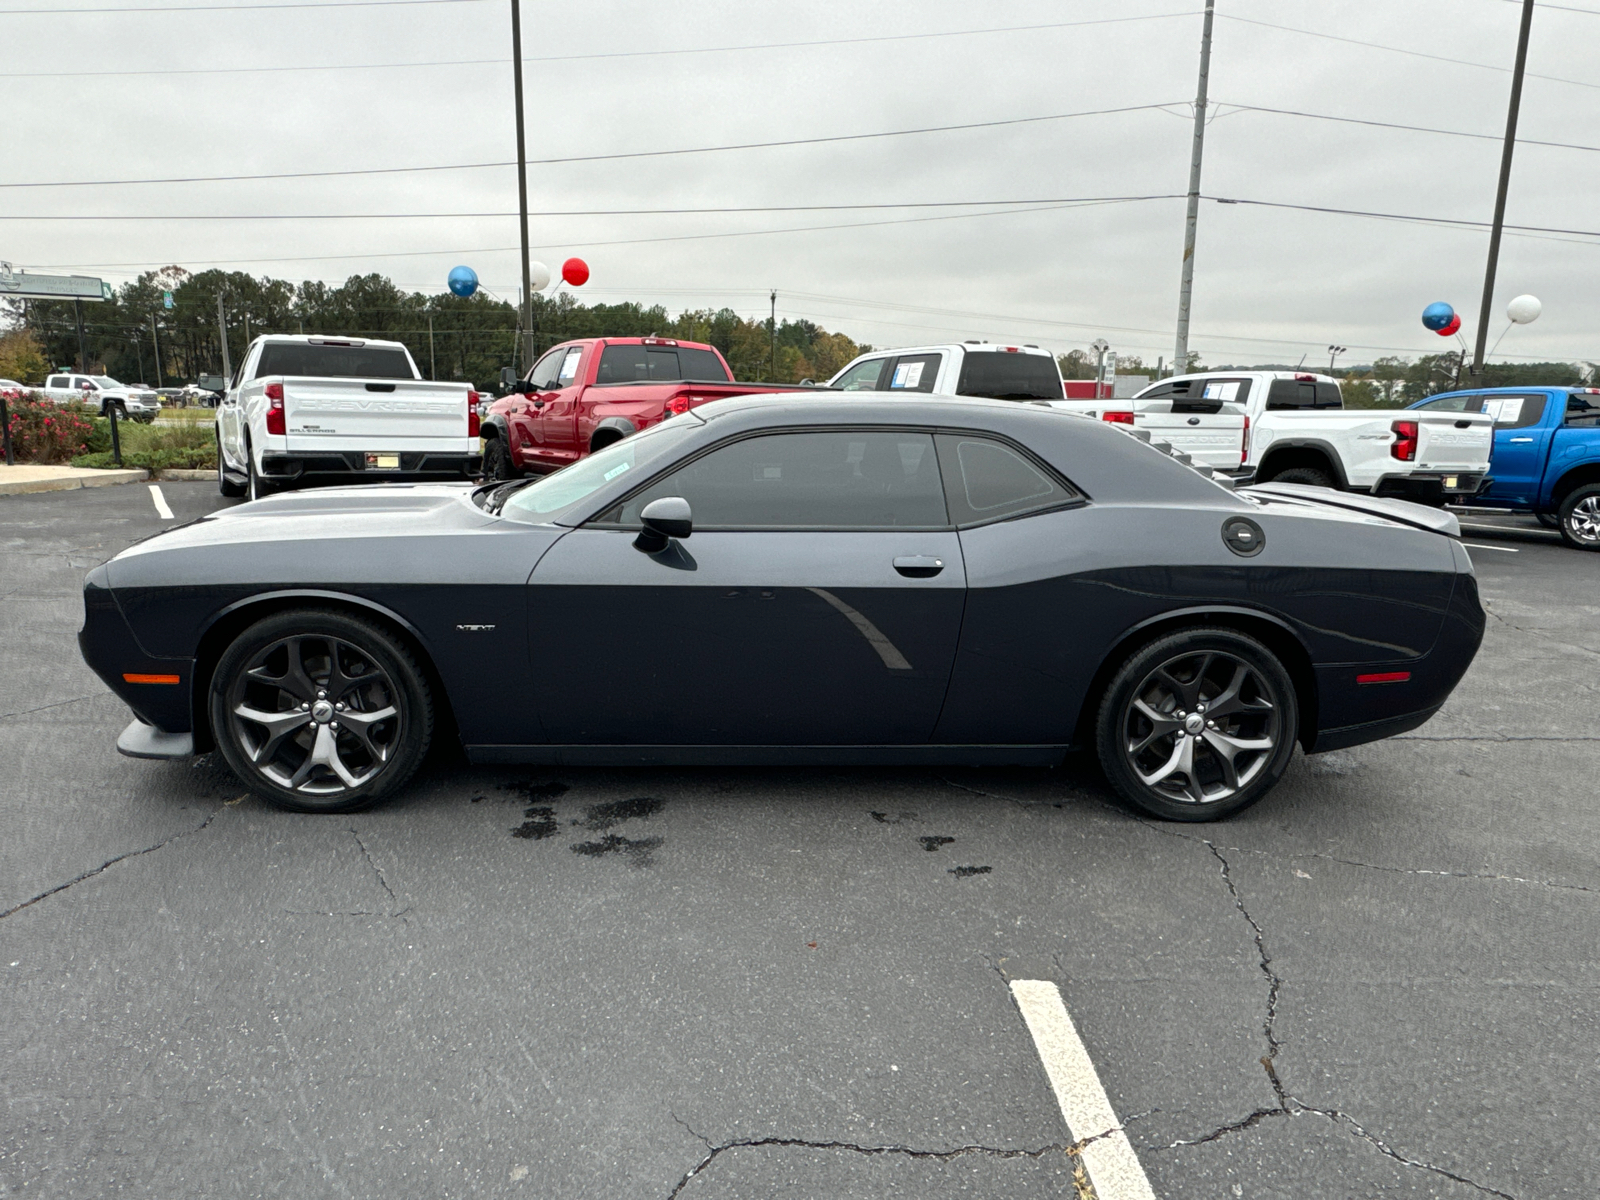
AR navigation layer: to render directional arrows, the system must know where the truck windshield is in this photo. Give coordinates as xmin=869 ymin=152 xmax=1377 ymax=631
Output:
xmin=956 ymin=353 xmax=1062 ymax=401
xmin=498 ymin=418 xmax=702 ymax=522
xmin=89 ymin=376 xmax=123 ymax=388
xmin=594 ymin=344 xmax=730 ymax=384
xmin=256 ymin=343 xmax=415 ymax=380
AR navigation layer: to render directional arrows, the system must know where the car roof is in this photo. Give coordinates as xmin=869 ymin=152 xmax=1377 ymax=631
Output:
xmin=694 ymin=390 xmax=1034 ymax=422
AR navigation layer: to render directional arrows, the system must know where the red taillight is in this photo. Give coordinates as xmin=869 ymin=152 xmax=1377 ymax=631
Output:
xmin=1102 ymin=410 xmax=1134 ymax=425
xmin=1295 ymin=373 xmax=1316 ymax=381
xmin=1242 ymin=414 xmax=1250 ymax=466
xmin=467 ymin=391 xmax=481 ymax=437
xmin=1391 ymin=419 xmax=1418 ymax=461
xmin=264 ymin=382 xmax=285 ymax=435
xmin=664 ymin=394 xmax=691 ymax=416
xmin=1357 ymin=671 xmax=1411 ymax=685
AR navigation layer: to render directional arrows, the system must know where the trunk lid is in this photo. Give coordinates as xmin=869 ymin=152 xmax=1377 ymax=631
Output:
xmin=1242 ymin=482 xmax=1461 ymax=535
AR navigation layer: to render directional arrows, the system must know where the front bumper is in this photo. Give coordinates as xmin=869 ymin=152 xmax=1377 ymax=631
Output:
xmin=260 ymin=451 xmax=483 ymax=484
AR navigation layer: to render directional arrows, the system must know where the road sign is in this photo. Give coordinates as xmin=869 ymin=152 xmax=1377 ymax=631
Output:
xmin=0 ymin=267 xmax=111 ymax=302
xmin=163 ymin=291 xmax=174 ymax=309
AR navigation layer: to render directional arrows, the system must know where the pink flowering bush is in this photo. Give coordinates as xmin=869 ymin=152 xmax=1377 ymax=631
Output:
xmin=3 ymin=392 xmax=97 ymax=464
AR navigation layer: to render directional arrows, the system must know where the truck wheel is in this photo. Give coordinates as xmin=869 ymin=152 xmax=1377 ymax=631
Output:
xmin=1557 ymin=485 xmax=1600 ymax=551
xmin=482 ymin=436 xmax=515 ymax=482
xmin=217 ymin=431 xmax=246 ymax=498
xmin=1272 ymin=466 xmax=1335 ymax=488
xmin=1535 ymin=511 xmax=1560 ymax=530
xmin=1095 ymin=628 xmax=1298 ymax=822
xmin=246 ymin=439 xmax=274 ymax=501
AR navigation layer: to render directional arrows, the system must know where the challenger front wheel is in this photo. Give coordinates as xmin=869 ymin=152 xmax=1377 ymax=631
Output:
xmin=210 ymin=610 xmax=433 ymax=813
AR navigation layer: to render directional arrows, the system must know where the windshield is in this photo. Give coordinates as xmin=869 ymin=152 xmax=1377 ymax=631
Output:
xmin=499 ymin=419 xmax=701 ymax=522
xmin=89 ymin=376 xmax=122 ymax=388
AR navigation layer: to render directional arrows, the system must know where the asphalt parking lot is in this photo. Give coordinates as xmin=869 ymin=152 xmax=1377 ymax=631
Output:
xmin=2 ymin=481 xmax=1595 ymax=1199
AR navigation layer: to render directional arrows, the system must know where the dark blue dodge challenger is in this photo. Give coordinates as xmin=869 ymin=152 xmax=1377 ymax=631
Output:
xmin=80 ymin=395 xmax=1484 ymax=821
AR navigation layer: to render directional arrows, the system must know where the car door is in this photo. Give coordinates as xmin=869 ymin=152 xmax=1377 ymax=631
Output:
xmin=536 ymin=345 xmax=587 ymax=463
xmin=514 ymin=348 xmax=566 ymax=468
xmin=832 ymin=356 xmax=892 ymax=392
xmin=1480 ymin=393 xmax=1552 ymax=505
xmin=527 ymin=428 xmax=966 ymax=747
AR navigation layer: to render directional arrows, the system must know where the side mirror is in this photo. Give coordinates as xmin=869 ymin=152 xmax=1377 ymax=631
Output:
xmin=799 ymin=378 xmax=815 ymax=387
xmin=500 ymin=366 xmax=515 ymax=386
xmin=633 ymin=496 xmax=692 ymax=553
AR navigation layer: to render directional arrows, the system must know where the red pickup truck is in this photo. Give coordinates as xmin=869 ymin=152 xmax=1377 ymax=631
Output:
xmin=481 ymin=336 xmax=815 ymax=479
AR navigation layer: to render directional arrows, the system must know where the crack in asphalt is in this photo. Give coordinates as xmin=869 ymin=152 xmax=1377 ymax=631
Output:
xmin=349 ymin=828 xmax=407 ymax=919
xmin=0 ymin=693 xmax=106 ymax=722
xmin=1482 ymin=601 xmax=1600 ymax=661
xmin=0 ymin=808 xmax=222 ymax=919
xmin=665 ymin=1114 xmax=1127 ymax=1200
xmin=1396 ymin=734 xmax=1600 ymax=743
xmin=1208 ymin=844 xmax=1286 ymax=1093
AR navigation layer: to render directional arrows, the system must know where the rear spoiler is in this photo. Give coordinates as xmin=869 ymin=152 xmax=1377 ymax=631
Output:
xmin=1240 ymin=482 xmax=1460 ymax=537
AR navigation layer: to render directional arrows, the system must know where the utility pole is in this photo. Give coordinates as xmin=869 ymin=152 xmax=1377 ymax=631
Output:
xmin=769 ymin=290 xmax=777 ymax=381
xmin=428 ymin=314 xmax=437 ymax=380
xmin=73 ymin=298 xmax=89 ymax=374
xmin=150 ymin=316 xmax=163 ymax=388
xmin=1472 ymin=0 xmax=1535 ymax=380
xmin=216 ymin=292 xmax=232 ymax=382
xmin=511 ymin=0 xmax=535 ymax=370
xmin=132 ymin=327 xmax=145 ymax=384
xmin=1172 ymin=0 xmax=1215 ymax=376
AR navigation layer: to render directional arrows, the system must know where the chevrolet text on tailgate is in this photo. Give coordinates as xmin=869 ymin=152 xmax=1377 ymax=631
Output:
xmin=1131 ymin=371 xmax=1494 ymax=502
xmin=216 ymin=335 xmax=481 ymax=500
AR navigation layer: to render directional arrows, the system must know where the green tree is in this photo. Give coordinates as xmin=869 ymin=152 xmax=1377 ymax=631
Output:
xmin=0 ymin=329 xmax=49 ymax=384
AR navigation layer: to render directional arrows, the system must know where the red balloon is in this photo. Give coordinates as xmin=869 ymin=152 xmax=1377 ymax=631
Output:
xmin=1438 ymin=313 xmax=1461 ymax=337
xmin=561 ymin=257 xmax=589 ymax=287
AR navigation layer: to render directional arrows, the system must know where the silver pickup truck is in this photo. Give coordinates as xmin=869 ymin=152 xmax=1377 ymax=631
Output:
xmin=215 ymin=335 xmax=481 ymax=500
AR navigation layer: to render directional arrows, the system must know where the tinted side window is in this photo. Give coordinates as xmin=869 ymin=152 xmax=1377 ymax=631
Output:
xmin=1415 ymin=393 xmax=1482 ymax=413
xmin=833 ymin=357 xmax=890 ymax=392
xmin=528 ymin=348 xmax=567 ymax=389
xmin=556 ymin=346 xmax=583 ymax=385
xmin=1566 ymin=393 xmax=1600 ymax=426
xmin=955 ymin=353 xmax=1061 ymax=401
xmin=887 ymin=354 xmax=940 ymax=393
xmin=1481 ymin=394 xmax=1546 ymax=428
xmin=1314 ymin=382 xmax=1342 ymax=408
xmin=47 ymin=375 xmax=67 ymax=388
xmin=607 ymin=431 xmax=947 ymax=529
xmin=935 ymin=434 xmax=1077 ymax=526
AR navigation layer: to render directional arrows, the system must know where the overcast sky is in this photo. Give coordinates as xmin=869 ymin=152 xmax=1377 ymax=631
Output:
xmin=6 ymin=0 xmax=1597 ymax=368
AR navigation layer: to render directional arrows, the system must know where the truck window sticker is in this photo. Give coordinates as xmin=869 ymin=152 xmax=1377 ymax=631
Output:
xmin=1202 ymin=381 xmax=1240 ymax=402
xmin=558 ymin=348 xmax=583 ymax=384
xmin=1482 ymin=396 xmax=1524 ymax=425
xmin=890 ymin=362 xmax=924 ymax=389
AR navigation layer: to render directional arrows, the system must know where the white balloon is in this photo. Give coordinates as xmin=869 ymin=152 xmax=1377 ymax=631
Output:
xmin=1506 ymin=294 xmax=1542 ymax=324
xmin=528 ymin=261 xmax=552 ymax=292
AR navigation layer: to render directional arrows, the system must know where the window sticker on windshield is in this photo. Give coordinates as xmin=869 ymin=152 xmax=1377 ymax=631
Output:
xmin=1483 ymin=396 xmax=1523 ymax=425
xmin=603 ymin=461 xmax=631 ymax=481
xmin=1203 ymin=381 xmax=1240 ymax=402
xmin=890 ymin=362 xmax=925 ymax=389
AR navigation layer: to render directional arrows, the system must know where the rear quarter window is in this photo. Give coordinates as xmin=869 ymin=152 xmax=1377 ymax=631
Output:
xmin=934 ymin=433 xmax=1079 ymax=526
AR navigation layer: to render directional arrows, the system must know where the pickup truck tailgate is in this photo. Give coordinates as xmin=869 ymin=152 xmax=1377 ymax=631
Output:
xmin=282 ymin=377 xmax=470 ymax=451
xmin=1413 ymin=412 xmax=1494 ymax=471
xmin=1134 ymin=410 xmax=1246 ymax=469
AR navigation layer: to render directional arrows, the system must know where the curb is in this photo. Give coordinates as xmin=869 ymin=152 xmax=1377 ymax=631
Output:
xmin=0 ymin=468 xmax=149 ymax=496
xmin=156 ymin=469 xmax=215 ymax=481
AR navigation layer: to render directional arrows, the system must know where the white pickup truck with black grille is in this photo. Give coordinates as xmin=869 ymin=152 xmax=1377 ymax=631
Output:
xmin=1132 ymin=371 xmax=1495 ymax=503
xmin=215 ymin=335 xmax=481 ymax=500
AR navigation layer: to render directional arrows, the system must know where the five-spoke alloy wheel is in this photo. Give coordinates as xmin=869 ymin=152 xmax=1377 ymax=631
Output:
xmin=210 ymin=610 xmax=433 ymax=812
xmin=1097 ymin=628 xmax=1298 ymax=821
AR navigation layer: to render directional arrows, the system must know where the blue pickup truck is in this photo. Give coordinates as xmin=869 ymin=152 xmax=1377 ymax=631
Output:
xmin=1409 ymin=386 xmax=1600 ymax=549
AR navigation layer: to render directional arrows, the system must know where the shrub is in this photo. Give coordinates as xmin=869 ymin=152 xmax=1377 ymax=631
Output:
xmin=3 ymin=393 xmax=97 ymax=464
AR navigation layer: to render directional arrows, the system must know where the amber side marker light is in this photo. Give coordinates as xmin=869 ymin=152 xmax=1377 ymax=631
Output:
xmin=1356 ymin=671 xmax=1411 ymax=685
xmin=123 ymin=673 xmax=181 ymax=685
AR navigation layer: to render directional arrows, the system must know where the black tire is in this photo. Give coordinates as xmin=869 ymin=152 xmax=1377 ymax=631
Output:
xmin=107 ymin=400 xmax=128 ymax=421
xmin=1095 ymin=628 xmax=1299 ymax=822
xmin=482 ymin=435 xmax=515 ymax=482
xmin=1535 ymin=511 xmax=1560 ymax=530
xmin=246 ymin=438 xmax=274 ymax=501
xmin=1556 ymin=484 xmax=1600 ymax=551
xmin=1271 ymin=466 xmax=1335 ymax=489
xmin=209 ymin=609 xmax=434 ymax=813
xmin=217 ymin=431 xmax=246 ymax=498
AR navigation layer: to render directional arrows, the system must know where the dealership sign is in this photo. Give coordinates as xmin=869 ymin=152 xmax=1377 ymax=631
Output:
xmin=0 ymin=266 xmax=113 ymax=301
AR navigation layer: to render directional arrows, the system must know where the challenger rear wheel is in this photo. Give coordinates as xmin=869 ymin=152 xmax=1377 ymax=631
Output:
xmin=1096 ymin=628 xmax=1298 ymax=822
xmin=210 ymin=610 xmax=433 ymax=813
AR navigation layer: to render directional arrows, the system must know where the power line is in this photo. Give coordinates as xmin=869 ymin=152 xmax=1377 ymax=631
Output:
xmin=0 ymin=104 xmax=1184 ymax=189
xmin=0 ymin=0 xmax=484 ymax=12
xmin=1217 ymin=12 xmax=1600 ymax=91
xmin=1205 ymin=195 xmax=1600 ymax=240
xmin=0 ymin=194 xmax=1188 ymax=220
xmin=2 ymin=10 xmax=1198 ymax=72
xmin=1219 ymin=102 xmax=1600 ymax=155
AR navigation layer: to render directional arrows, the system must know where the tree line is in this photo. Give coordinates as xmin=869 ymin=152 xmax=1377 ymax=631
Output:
xmin=3 ymin=267 xmax=869 ymax=389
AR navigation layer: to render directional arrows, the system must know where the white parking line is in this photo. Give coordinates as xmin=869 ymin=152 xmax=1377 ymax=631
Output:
xmin=148 ymin=485 xmax=174 ymax=520
xmin=1010 ymin=979 xmax=1157 ymax=1200
xmin=1460 ymin=543 xmax=1520 ymax=552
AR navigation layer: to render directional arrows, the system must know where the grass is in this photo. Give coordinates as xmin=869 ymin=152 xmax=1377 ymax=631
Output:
xmin=73 ymin=415 xmax=217 ymax=474
xmin=152 ymin=407 xmax=215 ymax=425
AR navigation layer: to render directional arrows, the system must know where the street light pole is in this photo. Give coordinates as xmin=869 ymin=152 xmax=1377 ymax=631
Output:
xmin=510 ymin=0 xmax=535 ymax=372
xmin=769 ymin=290 xmax=777 ymax=381
xmin=1327 ymin=345 xmax=1346 ymax=375
xmin=1172 ymin=0 xmax=1215 ymax=376
xmin=150 ymin=316 xmax=163 ymax=388
xmin=1472 ymin=0 xmax=1535 ymax=380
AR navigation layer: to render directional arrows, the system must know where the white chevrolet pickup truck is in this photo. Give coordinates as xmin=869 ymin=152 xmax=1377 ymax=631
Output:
xmin=1130 ymin=370 xmax=1495 ymax=503
xmin=216 ymin=335 xmax=481 ymax=499
xmin=826 ymin=341 xmax=1066 ymax=401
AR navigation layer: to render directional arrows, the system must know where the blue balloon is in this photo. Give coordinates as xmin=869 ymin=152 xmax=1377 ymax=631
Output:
xmin=448 ymin=265 xmax=479 ymax=298
xmin=1421 ymin=301 xmax=1455 ymax=331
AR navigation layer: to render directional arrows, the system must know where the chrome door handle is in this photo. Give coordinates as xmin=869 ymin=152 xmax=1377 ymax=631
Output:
xmin=1509 ymin=437 xmax=1533 ymax=443
xmin=893 ymin=555 xmax=944 ymax=578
